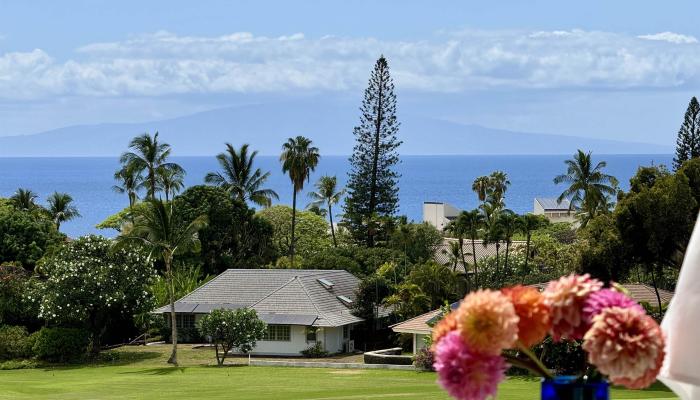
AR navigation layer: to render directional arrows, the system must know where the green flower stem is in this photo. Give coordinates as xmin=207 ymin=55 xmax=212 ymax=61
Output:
xmin=516 ymin=341 xmax=554 ymax=379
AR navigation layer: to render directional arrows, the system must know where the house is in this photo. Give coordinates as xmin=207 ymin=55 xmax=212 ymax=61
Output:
xmin=533 ymin=198 xmax=577 ymax=224
xmin=390 ymin=302 xmax=459 ymax=354
xmin=423 ymin=201 xmax=461 ymax=231
xmin=392 ymin=283 xmax=674 ymax=353
xmin=153 ymin=269 xmax=363 ymax=356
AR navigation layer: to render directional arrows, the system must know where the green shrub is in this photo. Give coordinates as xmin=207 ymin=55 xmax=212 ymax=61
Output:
xmin=32 ymin=327 xmax=89 ymax=363
xmin=0 ymin=325 xmax=34 ymax=360
xmin=0 ymin=359 xmax=39 ymax=370
xmin=413 ymin=347 xmax=434 ymax=371
xmin=300 ymin=342 xmax=329 ymax=358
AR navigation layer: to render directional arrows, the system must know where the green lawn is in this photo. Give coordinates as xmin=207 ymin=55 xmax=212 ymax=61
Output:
xmin=0 ymin=345 xmax=677 ymax=400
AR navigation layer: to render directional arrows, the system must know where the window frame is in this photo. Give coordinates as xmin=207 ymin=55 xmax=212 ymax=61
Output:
xmin=262 ymin=325 xmax=291 ymax=342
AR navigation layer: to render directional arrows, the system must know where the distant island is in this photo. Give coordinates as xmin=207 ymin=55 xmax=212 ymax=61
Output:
xmin=0 ymin=100 xmax=671 ymax=157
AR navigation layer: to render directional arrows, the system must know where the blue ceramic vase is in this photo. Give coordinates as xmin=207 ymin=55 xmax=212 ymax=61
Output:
xmin=541 ymin=376 xmax=609 ymax=400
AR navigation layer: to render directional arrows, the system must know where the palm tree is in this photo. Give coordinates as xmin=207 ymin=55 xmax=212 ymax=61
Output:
xmin=114 ymin=200 xmax=207 ymax=365
xmin=441 ymin=241 xmax=463 ymax=272
xmin=472 ymin=176 xmax=490 ymax=203
xmin=113 ymin=166 xmax=142 ymax=209
xmin=487 ymin=171 xmax=510 ymax=211
xmin=461 ymin=210 xmax=484 ymax=287
xmin=47 ymin=192 xmax=80 ymax=231
xmin=205 ymin=143 xmax=278 ymax=207
xmin=497 ymin=210 xmax=519 ymax=273
xmin=120 ymin=132 xmax=184 ymax=200
xmin=307 ymin=175 xmax=345 ymax=247
xmin=554 ymin=150 xmax=619 ymax=227
xmin=519 ymin=214 xmax=548 ymax=270
xmin=446 ymin=214 xmax=470 ymax=275
xmin=157 ymin=167 xmax=185 ymax=201
xmin=10 ymin=188 xmax=38 ymax=211
xmin=280 ymin=136 xmax=320 ymax=267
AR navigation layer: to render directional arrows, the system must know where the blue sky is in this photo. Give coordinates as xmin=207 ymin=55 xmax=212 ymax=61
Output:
xmin=0 ymin=0 xmax=698 ymax=146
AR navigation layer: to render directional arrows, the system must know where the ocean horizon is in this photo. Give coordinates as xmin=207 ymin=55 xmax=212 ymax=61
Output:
xmin=0 ymin=154 xmax=673 ymax=238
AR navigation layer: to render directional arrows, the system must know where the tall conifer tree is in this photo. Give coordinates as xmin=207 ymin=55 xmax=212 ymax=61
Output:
xmin=343 ymin=56 xmax=401 ymax=247
xmin=674 ymin=96 xmax=700 ymax=170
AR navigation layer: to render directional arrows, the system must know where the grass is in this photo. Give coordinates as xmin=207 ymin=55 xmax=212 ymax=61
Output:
xmin=0 ymin=345 xmax=677 ymax=400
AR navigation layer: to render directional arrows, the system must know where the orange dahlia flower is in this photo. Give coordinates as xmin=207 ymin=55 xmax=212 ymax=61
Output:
xmin=455 ymin=289 xmax=519 ymax=355
xmin=431 ymin=311 xmax=458 ymax=350
xmin=502 ymin=285 xmax=551 ymax=347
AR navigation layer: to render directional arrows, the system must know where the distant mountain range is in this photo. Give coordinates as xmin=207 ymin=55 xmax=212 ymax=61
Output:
xmin=0 ymin=101 xmax=672 ymax=156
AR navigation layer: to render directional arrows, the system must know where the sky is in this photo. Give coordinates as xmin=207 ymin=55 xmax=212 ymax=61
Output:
xmin=0 ymin=0 xmax=698 ymax=146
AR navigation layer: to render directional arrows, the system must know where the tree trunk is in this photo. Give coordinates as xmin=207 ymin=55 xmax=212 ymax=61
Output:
xmin=166 ymin=256 xmax=178 ymax=365
xmin=367 ymin=67 xmax=385 ymax=248
xmin=329 ymin=202 xmax=337 ymax=247
xmin=649 ymin=264 xmax=663 ymax=313
xmin=149 ymin=168 xmax=156 ymax=200
xmin=215 ymin=344 xmax=222 ymax=366
xmin=471 ymin=237 xmax=479 ymax=288
xmin=524 ymin=233 xmax=531 ymax=270
xmin=504 ymin=241 xmax=511 ymax=272
xmin=290 ymin=189 xmax=297 ymax=267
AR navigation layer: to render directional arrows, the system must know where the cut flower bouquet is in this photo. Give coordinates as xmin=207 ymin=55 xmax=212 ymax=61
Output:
xmin=431 ymin=274 xmax=665 ymax=400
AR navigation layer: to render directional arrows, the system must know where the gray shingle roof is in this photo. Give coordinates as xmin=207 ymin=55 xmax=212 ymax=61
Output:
xmin=536 ymin=198 xmax=572 ymax=211
xmin=154 ymin=269 xmax=363 ymax=327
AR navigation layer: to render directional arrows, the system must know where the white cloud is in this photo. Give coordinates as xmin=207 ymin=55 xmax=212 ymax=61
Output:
xmin=638 ymin=32 xmax=698 ymax=44
xmin=1 ymin=29 xmax=700 ymax=99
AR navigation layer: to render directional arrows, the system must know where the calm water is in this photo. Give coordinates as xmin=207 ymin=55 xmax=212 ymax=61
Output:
xmin=0 ymin=155 xmax=672 ymax=238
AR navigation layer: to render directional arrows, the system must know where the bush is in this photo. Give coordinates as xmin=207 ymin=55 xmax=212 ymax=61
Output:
xmin=32 ymin=327 xmax=89 ymax=363
xmin=413 ymin=347 xmax=434 ymax=371
xmin=0 ymin=325 xmax=34 ymax=360
xmin=0 ymin=359 xmax=39 ymax=370
xmin=300 ymin=342 xmax=329 ymax=358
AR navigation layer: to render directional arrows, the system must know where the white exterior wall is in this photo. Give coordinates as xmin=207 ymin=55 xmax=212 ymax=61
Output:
xmin=250 ymin=325 xmax=310 ymax=356
xmin=533 ymin=200 xmax=577 ymax=224
xmin=423 ymin=202 xmax=461 ymax=231
xmin=322 ymin=326 xmax=344 ymax=354
xmin=413 ymin=334 xmax=428 ymax=354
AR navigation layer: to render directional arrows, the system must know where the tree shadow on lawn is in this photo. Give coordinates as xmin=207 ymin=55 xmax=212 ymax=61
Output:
xmin=120 ymin=367 xmax=189 ymax=375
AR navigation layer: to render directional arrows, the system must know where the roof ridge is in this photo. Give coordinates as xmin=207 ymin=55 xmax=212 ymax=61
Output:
xmin=389 ymin=308 xmax=440 ymax=328
xmin=297 ymin=276 xmax=326 ymax=323
xmin=248 ymin=276 xmax=298 ymax=308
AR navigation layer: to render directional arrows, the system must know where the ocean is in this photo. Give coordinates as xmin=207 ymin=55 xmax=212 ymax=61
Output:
xmin=0 ymin=154 xmax=673 ymax=238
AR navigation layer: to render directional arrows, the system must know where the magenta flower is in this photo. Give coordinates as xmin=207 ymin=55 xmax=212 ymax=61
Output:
xmin=544 ymin=274 xmax=603 ymax=341
xmin=582 ymin=288 xmax=643 ymax=327
xmin=434 ymin=331 xmax=508 ymax=400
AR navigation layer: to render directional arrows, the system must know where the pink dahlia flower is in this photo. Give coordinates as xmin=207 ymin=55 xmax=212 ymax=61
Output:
xmin=583 ymin=307 xmax=665 ymax=389
xmin=434 ymin=331 xmax=508 ymax=400
xmin=456 ymin=289 xmax=519 ymax=355
xmin=543 ymin=274 xmax=603 ymax=341
xmin=582 ymin=288 xmax=643 ymax=327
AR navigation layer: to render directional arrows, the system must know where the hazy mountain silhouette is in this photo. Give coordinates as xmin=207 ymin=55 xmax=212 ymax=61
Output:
xmin=0 ymin=101 xmax=671 ymax=156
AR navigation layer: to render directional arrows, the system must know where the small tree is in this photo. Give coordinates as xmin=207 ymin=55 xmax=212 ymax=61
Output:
xmin=197 ymin=308 xmax=266 ymax=366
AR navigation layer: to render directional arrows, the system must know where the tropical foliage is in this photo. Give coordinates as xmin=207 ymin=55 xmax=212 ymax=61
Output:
xmin=554 ymin=149 xmax=619 ymax=226
xmin=118 ymin=132 xmax=184 ymax=200
xmin=280 ymin=136 xmax=320 ymax=266
xmin=205 ymin=143 xmax=278 ymax=207
xmin=114 ymin=199 xmax=207 ymax=365
xmin=307 ymin=175 xmax=345 ymax=247
xmin=46 ymin=192 xmax=80 ymax=231
xmin=257 ymin=205 xmax=330 ymax=261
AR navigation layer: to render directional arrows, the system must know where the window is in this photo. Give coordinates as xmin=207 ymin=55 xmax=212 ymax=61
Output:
xmin=306 ymin=327 xmax=317 ymax=342
xmin=262 ymin=325 xmax=291 ymax=341
xmin=174 ymin=314 xmax=195 ymax=329
xmin=343 ymin=325 xmax=350 ymax=339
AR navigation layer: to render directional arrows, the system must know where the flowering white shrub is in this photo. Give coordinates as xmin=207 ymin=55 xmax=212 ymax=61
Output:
xmin=197 ymin=308 xmax=266 ymax=366
xmin=38 ymin=235 xmax=155 ymax=351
